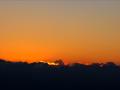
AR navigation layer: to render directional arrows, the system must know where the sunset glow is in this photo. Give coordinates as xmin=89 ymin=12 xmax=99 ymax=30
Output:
xmin=0 ymin=0 xmax=120 ymax=64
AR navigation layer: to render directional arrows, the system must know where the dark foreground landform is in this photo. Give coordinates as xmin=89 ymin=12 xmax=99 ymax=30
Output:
xmin=0 ymin=59 xmax=120 ymax=90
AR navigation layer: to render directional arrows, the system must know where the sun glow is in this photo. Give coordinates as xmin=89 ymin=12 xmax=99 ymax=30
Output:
xmin=38 ymin=61 xmax=59 ymax=66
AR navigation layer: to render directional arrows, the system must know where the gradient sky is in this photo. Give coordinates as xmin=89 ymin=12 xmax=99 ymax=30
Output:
xmin=0 ymin=0 xmax=120 ymax=64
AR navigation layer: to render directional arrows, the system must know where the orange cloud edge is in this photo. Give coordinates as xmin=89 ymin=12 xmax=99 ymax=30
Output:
xmin=0 ymin=57 xmax=120 ymax=66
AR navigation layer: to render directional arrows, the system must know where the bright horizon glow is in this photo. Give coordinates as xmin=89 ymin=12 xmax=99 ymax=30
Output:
xmin=0 ymin=0 xmax=120 ymax=64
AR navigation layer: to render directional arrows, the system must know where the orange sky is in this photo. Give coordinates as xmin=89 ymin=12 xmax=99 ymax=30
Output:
xmin=0 ymin=0 xmax=120 ymax=64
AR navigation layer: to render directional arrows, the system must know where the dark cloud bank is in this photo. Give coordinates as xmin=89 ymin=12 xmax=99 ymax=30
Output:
xmin=0 ymin=59 xmax=120 ymax=90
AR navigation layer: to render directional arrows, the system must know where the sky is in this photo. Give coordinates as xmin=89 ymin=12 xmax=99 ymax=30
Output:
xmin=0 ymin=0 xmax=120 ymax=64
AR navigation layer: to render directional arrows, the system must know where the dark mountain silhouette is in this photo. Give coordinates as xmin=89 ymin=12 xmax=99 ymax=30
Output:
xmin=0 ymin=59 xmax=120 ymax=90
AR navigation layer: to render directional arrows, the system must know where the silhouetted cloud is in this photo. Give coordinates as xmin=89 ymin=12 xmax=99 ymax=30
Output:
xmin=0 ymin=59 xmax=120 ymax=90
